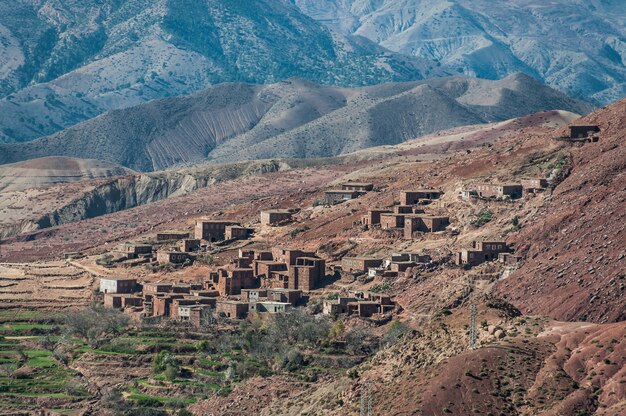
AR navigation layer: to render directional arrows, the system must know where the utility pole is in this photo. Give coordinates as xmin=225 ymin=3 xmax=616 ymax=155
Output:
xmin=469 ymin=303 xmax=477 ymax=350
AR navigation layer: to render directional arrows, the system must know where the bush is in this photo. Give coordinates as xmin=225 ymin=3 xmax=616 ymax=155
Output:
xmin=280 ymin=349 xmax=305 ymax=372
xmin=153 ymin=351 xmax=180 ymax=376
xmin=369 ymin=283 xmax=390 ymax=293
xmin=471 ymin=209 xmax=493 ymax=227
xmin=381 ymin=321 xmax=410 ymax=346
xmin=195 ymin=254 xmax=214 ymax=266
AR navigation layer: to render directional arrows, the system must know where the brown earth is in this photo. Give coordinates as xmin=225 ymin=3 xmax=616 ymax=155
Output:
xmin=0 ymin=102 xmax=623 ymax=415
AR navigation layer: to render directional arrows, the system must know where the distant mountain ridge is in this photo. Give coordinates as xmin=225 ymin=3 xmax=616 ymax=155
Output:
xmin=294 ymin=0 xmax=626 ymax=105
xmin=0 ymin=0 xmax=439 ymax=143
xmin=0 ymin=74 xmax=594 ymax=172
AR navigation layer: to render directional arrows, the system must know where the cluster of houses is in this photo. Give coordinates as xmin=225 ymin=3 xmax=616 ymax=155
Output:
xmin=361 ymin=189 xmax=450 ymax=239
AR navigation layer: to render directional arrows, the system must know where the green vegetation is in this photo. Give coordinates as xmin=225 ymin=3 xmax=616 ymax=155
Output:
xmin=471 ymin=209 xmax=493 ymax=227
xmin=369 ymin=283 xmax=391 ymax=293
xmin=195 ymin=254 xmax=214 ymax=265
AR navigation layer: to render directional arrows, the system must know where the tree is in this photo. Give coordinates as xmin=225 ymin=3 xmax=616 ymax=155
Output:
xmin=62 ymin=304 xmax=129 ymax=348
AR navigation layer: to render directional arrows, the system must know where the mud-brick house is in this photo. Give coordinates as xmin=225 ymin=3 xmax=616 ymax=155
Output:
xmin=179 ymin=239 xmax=201 ymax=252
xmin=216 ymin=300 xmax=249 ymax=319
xmin=404 ymin=215 xmax=450 ymax=239
xmin=341 ymin=257 xmax=383 ymax=272
xmin=272 ymin=248 xmax=316 ymax=267
xmin=143 ymin=282 xmax=173 ymax=294
xmin=324 ymin=190 xmax=361 ymax=205
xmin=240 ymin=289 xmax=268 ymax=302
xmin=171 ymin=297 xmax=216 ymax=319
xmin=288 ymin=257 xmax=326 ymax=291
xmin=117 ymin=243 xmax=153 ymax=259
xmin=569 ymin=125 xmax=600 ymax=139
xmin=99 ymin=277 xmax=138 ymax=294
xmin=187 ymin=305 xmax=213 ymax=327
xmin=498 ymin=253 xmax=524 ymax=266
xmin=323 ymin=297 xmax=358 ymax=315
xmin=400 ymin=189 xmax=443 ymax=205
xmin=249 ymin=301 xmax=291 ymax=314
xmin=156 ymin=231 xmax=190 ymax=242
xmin=341 ymin=182 xmax=374 ymax=192
xmin=152 ymin=294 xmax=185 ymax=317
xmin=455 ymin=240 xmax=510 ymax=267
xmin=521 ymin=179 xmax=549 ymax=194
xmin=225 ymin=225 xmax=252 ymax=240
xmin=104 ymin=293 xmax=143 ymax=309
xmin=361 ymin=209 xmax=392 ymax=227
xmin=474 ymin=183 xmax=523 ymax=199
xmin=213 ymin=268 xmax=257 ymax=296
xmin=194 ymin=219 xmax=240 ymax=242
xmin=156 ymin=251 xmax=188 ymax=264
xmin=267 ymin=288 xmax=302 ymax=305
xmin=380 ymin=213 xmax=407 ymax=229
xmin=260 ymin=209 xmax=297 ymax=226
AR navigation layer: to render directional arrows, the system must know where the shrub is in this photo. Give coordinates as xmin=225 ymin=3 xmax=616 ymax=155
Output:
xmin=280 ymin=348 xmax=305 ymax=372
xmin=471 ymin=209 xmax=493 ymax=227
xmin=369 ymin=283 xmax=390 ymax=293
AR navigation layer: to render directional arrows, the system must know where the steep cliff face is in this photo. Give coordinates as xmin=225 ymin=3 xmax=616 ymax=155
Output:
xmin=1 ymin=160 xmax=285 ymax=239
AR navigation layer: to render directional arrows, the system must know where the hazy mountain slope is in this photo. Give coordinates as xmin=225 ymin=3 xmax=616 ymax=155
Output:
xmin=0 ymin=157 xmax=134 ymax=193
xmin=294 ymin=0 xmax=626 ymax=105
xmin=0 ymin=0 xmax=438 ymax=143
xmin=0 ymin=74 xmax=593 ymax=171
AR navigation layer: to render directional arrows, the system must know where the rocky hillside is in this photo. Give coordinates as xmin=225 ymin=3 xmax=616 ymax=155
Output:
xmin=295 ymin=0 xmax=626 ymax=105
xmin=0 ymin=0 xmax=436 ymax=143
xmin=0 ymin=156 xmax=134 ymax=192
xmin=0 ymin=74 xmax=593 ymax=171
xmin=494 ymin=99 xmax=626 ymax=324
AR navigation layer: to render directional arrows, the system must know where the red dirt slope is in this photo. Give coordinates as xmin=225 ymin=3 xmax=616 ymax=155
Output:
xmin=496 ymin=100 xmax=626 ymax=323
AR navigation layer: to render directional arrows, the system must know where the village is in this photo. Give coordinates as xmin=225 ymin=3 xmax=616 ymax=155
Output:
xmin=94 ymin=125 xmax=602 ymax=327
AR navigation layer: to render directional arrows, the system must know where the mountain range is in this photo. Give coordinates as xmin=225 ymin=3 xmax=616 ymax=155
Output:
xmin=0 ymin=74 xmax=593 ymax=172
xmin=0 ymin=0 xmax=624 ymax=147
xmin=0 ymin=0 xmax=437 ymax=143
xmin=294 ymin=0 xmax=626 ymax=105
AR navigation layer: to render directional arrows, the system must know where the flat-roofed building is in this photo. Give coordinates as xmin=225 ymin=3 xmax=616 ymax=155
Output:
xmin=521 ymin=178 xmax=549 ymax=194
xmin=194 ymin=219 xmax=240 ymax=242
xmin=474 ymin=183 xmax=523 ymax=199
xmin=225 ymin=225 xmax=251 ymax=240
xmin=179 ymin=239 xmax=201 ymax=252
xmin=156 ymin=232 xmax=190 ymax=242
xmin=400 ymin=189 xmax=443 ymax=205
xmin=104 ymin=293 xmax=143 ymax=309
xmin=240 ymin=289 xmax=268 ymax=302
xmin=99 ymin=277 xmax=137 ymax=294
xmin=404 ymin=215 xmax=450 ymax=239
xmin=143 ymin=282 xmax=173 ymax=294
xmin=260 ymin=209 xmax=297 ymax=226
xmin=267 ymin=288 xmax=302 ymax=305
xmin=324 ymin=190 xmax=361 ymax=205
xmin=341 ymin=257 xmax=383 ymax=272
xmin=341 ymin=182 xmax=373 ymax=192
xmin=249 ymin=301 xmax=291 ymax=314
xmin=156 ymin=251 xmax=188 ymax=264
xmin=361 ymin=209 xmax=392 ymax=226
xmin=117 ymin=243 xmax=152 ymax=259
xmin=216 ymin=300 xmax=249 ymax=319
